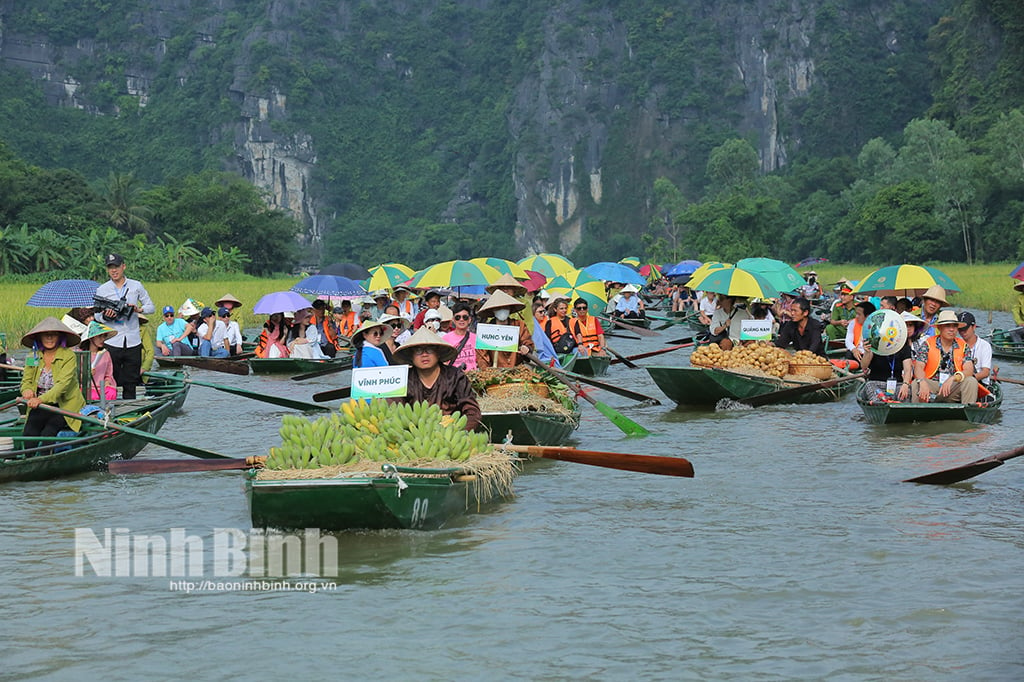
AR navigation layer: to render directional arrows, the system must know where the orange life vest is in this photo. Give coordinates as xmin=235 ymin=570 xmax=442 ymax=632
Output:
xmin=851 ymin=319 xmax=863 ymax=347
xmin=922 ymin=335 xmax=966 ymax=379
xmin=571 ymin=316 xmax=602 ymax=353
xmin=254 ymin=330 xmax=270 ymax=358
xmin=545 ymin=316 xmax=570 ymax=344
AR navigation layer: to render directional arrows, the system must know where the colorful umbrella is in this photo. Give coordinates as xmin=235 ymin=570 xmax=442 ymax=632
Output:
xmin=688 ymin=262 xmax=732 ymax=285
xmin=407 ymin=260 xmax=502 ymax=288
xmin=618 ymin=256 xmax=641 ymax=268
xmin=583 ymin=261 xmax=647 ymax=285
xmin=469 ymin=257 xmax=529 ymax=280
xmin=1009 ymin=261 xmax=1024 ymax=282
xmin=517 ymin=253 xmax=575 ymax=278
xmin=687 ymin=267 xmax=779 ymax=300
xmin=735 ymin=257 xmax=806 ymax=295
xmin=522 ymin=270 xmax=547 ymax=293
xmin=639 ymin=264 xmax=662 ymax=279
xmin=663 ymin=260 xmax=702 ymax=277
xmin=365 ymin=263 xmax=415 ymax=291
xmin=318 ymin=262 xmax=371 ymax=280
xmin=26 ymin=279 xmax=100 ymax=308
xmin=852 ymin=264 xmax=960 ymax=296
xmin=546 ymin=269 xmax=608 ymax=310
xmin=253 ymin=291 xmax=313 ymax=314
xmin=291 ymin=275 xmax=366 ymax=297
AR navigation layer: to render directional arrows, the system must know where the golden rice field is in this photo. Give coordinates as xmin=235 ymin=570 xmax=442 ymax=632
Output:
xmin=0 ymin=264 xmax=1019 ymax=348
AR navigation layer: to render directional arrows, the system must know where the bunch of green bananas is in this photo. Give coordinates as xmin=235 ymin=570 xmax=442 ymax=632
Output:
xmin=266 ymin=399 xmax=491 ymax=470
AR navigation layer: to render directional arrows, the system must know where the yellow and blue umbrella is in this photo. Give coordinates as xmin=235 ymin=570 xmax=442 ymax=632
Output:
xmin=518 ymin=253 xmax=575 ymax=278
xmin=687 ymin=261 xmax=732 ymax=285
xmin=469 ymin=257 xmax=529 ymax=280
xmin=687 ymin=266 xmax=779 ymax=300
xmin=365 ymin=263 xmax=415 ymax=291
xmin=407 ymin=260 xmax=503 ymax=288
xmin=546 ymin=268 xmax=608 ymax=310
xmin=852 ymin=264 xmax=960 ymax=297
xmin=618 ymin=256 xmax=641 ymax=268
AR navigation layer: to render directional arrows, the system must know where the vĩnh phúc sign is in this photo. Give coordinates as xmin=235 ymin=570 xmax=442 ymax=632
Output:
xmin=475 ymin=323 xmax=520 ymax=352
xmin=350 ymin=365 xmax=409 ymax=399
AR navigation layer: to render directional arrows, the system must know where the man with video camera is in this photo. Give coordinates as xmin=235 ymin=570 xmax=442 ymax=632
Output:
xmin=95 ymin=253 xmax=154 ymax=399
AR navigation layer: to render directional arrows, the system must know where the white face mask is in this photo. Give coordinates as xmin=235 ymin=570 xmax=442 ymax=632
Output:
xmin=494 ymin=309 xmax=511 ymax=322
xmin=426 ymin=319 xmax=440 ymax=331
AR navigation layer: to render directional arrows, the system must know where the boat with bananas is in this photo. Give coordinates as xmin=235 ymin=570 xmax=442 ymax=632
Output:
xmin=246 ymin=399 xmax=517 ymax=530
xmin=647 ymin=342 xmax=860 ymax=406
xmin=559 ymin=354 xmax=611 ymax=377
xmin=855 ymin=381 xmax=1002 ymax=425
xmin=468 ymin=367 xmax=580 ymax=446
xmin=988 ymin=329 xmax=1024 ymax=361
xmin=247 ymin=354 xmax=352 ymax=375
xmin=0 ymin=371 xmax=189 ymax=483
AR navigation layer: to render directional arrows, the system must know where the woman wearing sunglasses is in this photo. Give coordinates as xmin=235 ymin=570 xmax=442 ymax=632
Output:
xmin=350 ymin=319 xmax=390 ymax=369
xmin=394 ymin=327 xmax=481 ymax=431
xmin=377 ymin=313 xmax=410 ymax=364
xmin=441 ymin=303 xmax=477 ymax=371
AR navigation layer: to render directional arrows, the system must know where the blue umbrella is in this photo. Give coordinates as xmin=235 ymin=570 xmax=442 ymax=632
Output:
xmin=253 ymin=291 xmax=313 ymax=314
xmin=26 ymin=279 xmax=100 ymax=308
xmin=663 ymin=260 xmax=703 ymax=277
xmin=583 ymin=262 xmax=647 ymax=285
xmin=291 ymin=275 xmax=367 ymax=297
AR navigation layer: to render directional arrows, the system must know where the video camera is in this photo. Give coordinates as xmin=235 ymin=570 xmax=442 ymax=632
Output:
xmin=94 ymin=295 xmax=135 ymax=321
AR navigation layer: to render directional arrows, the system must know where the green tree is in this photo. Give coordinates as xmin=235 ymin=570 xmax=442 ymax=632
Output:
xmin=706 ymin=139 xmax=760 ymax=192
xmin=852 ymin=181 xmax=949 ymax=262
xmin=99 ymin=173 xmax=153 ymax=236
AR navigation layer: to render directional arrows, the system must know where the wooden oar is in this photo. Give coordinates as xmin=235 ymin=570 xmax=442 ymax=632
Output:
xmin=144 ymin=373 xmax=329 ymax=412
xmin=1 ymin=363 xmax=24 ymax=372
xmin=603 ymin=331 xmax=642 ymax=341
xmin=28 ymin=401 xmax=231 ymax=459
xmin=503 ymin=444 xmax=692 ymax=477
xmin=552 ymin=365 xmax=659 ymax=404
xmin=993 ymin=376 xmax=1024 ymax=386
xmin=610 ymin=341 xmax=694 ymax=365
xmin=155 ymin=356 xmax=250 ymax=375
xmin=604 ymin=345 xmax=639 ymax=369
xmin=738 ymin=372 xmax=866 ymax=408
xmin=597 ymin=315 xmax=660 ymax=337
xmin=667 ymin=334 xmax=699 ymax=345
xmin=903 ymin=444 xmax=1024 ymax=485
xmin=291 ymin=361 xmax=353 ymax=381
xmin=313 ymin=386 xmax=353 ymax=402
xmin=526 ymin=355 xmax=651 ymax=436
xmin=109 ymin=457 xmax=265 ymax=474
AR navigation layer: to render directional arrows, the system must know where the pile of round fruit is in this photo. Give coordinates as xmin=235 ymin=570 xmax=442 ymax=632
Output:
xmin=690 ymin=342 xmax=793 ymax=378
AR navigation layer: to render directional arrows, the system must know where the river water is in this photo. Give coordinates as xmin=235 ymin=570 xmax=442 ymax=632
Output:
xmin=3 ymin=309 xmax=1022 ymax=680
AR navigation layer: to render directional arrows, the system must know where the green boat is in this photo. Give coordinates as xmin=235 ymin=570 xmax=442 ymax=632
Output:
xmin=559 ymin=354 xmax=611 ymax=376
xmin=0 ymin=372 xmax=189 ymax=483
xmin=647 ymin=365 xmax=860 ymax=406
xmin=247 ymin=355 xmax=352 ymax=375
xmin=478 ymin=403 xmax=580 ymax=446
xmin=246 ymin=462 xmax=515 ymax=530
xmin=600 ymin=316 xmax=652 ymax=333
xmin=855 ymin=381 xmax=1002 ymax=425
xmin=989 ymin=329 xmax=1024 ymax=361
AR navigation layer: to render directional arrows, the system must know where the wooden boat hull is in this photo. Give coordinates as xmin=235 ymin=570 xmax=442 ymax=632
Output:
xmin=247 ymin=356 xmax=352 ymax=375
xmin=856 ymin=382 xmax=1002 ymax=425
xmin=246 ymin=469 xmax=508 ymax=531
xmin=989 ymin=329 xmax=1024 ymax=361
xmin=478 ymin=408 xmax=579 ymax=446
xmin=0 ymin=373 xmax=189 ymax=483
xmin=559 ymin=354 xmax=610 ymax=377
xmin=647 ymin=365 xmax=859 ymax=406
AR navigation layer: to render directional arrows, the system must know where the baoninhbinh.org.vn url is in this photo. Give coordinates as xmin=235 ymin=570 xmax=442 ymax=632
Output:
xmin=168 ymin=579 xmax=337 ymax=594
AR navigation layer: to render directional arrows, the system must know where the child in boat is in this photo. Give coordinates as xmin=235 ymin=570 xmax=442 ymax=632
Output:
xmin=80 ymin=321 xmax=119 ymax=401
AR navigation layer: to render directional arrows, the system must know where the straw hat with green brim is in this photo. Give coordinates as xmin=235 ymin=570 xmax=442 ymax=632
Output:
xmin=350 ymin=319 xmax=389 ymax=345
xmin=485 ymin=273 xmax=527 ymax=297
xmin=215 ymin=293 xmax=242 ymax=308
xmin=393 ymin=327 xmax=457 ymax=364
xmin=933 ymin=309 xmax=960 ymax=327
xmin=900 ymin=311 xmax=927 ymax=328
xmin=22 ymin=317 xmax=81 ymax=348
xmin=80 ymin=321 xmax=117 ymax=347
xmin=477 ymin=290 xmax=526 ymax=316
xmin=921 ymin=285 xmax=949 ymax=308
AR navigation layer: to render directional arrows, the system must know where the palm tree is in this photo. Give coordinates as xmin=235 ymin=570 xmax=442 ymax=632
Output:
xmin=0 ymin=224 xmax=31 ymax=275
xmin=100 ymin=173 xmax=153 ymax=236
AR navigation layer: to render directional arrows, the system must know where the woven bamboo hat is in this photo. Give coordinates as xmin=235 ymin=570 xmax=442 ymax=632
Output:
xmin=485 ymin=273 xmax=527 ymax=297
xmin=393 ymin=326 xmax=457 ymax=364
xmin=215 ymin=293 xmax=242 ymax=308
xmin=900 ymin=311 xmax=927 ymax=329
xmin=79 ymin=321 xmax=117 ymax=347
xmin=921 ymin=285 xmax=949 ymax=308
xmin=933 ymin=309 xmax=960 ymax=327
xmin=350 ymin=319 xmax=389 ymax=345
xmin=477 ymin=290 xmax=526 ymax=316
xmin=22 ymin=317 xmax=81 ymax=348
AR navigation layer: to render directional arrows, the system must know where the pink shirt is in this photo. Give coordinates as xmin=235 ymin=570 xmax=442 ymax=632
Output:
xmin=442 ymin=330 xmax=477 ymax=371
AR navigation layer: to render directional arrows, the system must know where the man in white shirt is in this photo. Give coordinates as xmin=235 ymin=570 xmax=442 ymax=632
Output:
xmin=957 ymin=311 xmax=992 ymax=385
xmin=219 ymin=307 xmax=243 ymax=355
xmin=707 ymin=295 xmax=751 ymax=351
xmin=95 ymin=252 xmax=155 ymax=398
xmin=197 ymin=307 xmax=230 ymax=358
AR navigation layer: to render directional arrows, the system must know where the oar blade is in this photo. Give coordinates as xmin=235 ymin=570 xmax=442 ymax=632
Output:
xmin=196 ymin=381 xmax=330 ymax=412
xmin=313 ymin=387 xmax=352 ymax=402
xmin=156 ymin=357 xmax=250 ymax=375
xmin=904 ymin=460 xmax=1004 ymax=485
xmin=507 ymin=445 xmax=692 ymax=478
xmin=592 ymin=400 xmax=650 ymax=436
xmin=109 ymin=458 xmax=255 ymax=474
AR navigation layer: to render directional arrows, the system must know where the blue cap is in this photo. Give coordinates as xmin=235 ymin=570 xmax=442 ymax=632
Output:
xmin=162 ymin=305 xmax=175 ymax=315
xmin=218 ymin=307 xmax=231 ymax=317
xmin=200 ymin=307 xmax=215 ymax=318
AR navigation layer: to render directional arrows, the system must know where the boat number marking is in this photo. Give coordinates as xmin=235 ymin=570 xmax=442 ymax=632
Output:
xmin=411 ymin=498 xmax=429 ymax=528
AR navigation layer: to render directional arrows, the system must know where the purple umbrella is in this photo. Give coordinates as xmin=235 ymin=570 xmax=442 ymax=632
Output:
xmin=291 ymin=274 xmax=366 ymax=297
xmin=252 ymin=291 xmax=313 ymax=314
xmin=664 ymin=260 xmax=702 ymax=277
xmin=26 ymin=279 xmax=100 ymax=308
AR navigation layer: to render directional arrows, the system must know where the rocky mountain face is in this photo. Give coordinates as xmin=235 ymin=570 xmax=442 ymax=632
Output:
xmin=0 ymin=0 xmax=950 ymax=258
